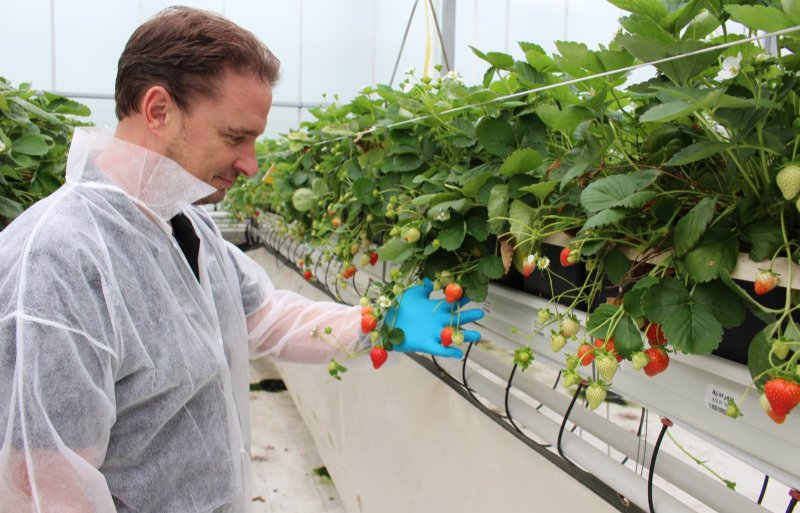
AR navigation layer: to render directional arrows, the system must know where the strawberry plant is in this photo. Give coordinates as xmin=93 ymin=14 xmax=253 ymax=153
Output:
xmin=227 ymin=0 xmax=800 ymax=423
xmin=0 ymin=77 xmax=92 ymax=229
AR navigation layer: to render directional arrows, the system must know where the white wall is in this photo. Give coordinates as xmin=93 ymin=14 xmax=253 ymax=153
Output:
xmin=2 ymin=0 xmax=624 ymax=136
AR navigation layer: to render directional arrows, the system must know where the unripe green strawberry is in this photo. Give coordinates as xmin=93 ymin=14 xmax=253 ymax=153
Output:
xmin=773 ymin=338 xmax=791 ymax=360
xmin=550 ymin=333 xmax=567 ymax=352
xmin=514 ymin=346 xmax=535 ymax=370
xmin=370 ymin=331 xmax=380 ymax=343
xmin=560 ymin=315 xmax=580 ymax=338
xmin=451 ymin=330 xmax=465 ymax=346
xmin=595 ymin=353 xmax=618 ymax=382
xmin=359 ymin=297 xmax=370 ymax=307
xmin=586 ymin=381 xmax=607 ymax=410
xmin=565 ymin=354 xmax=579 ymax=370
xmin=563 ymin=370 xmax=581 ymax=387
xmin=725 ymin=401 xmax=742 ymax=419
xmin=537 ymin=308 xmax=552 ymax=325
xmin=777 ymin=164 xmax=800 ymax=200
xmin=632 ymin=351 xmax=650 ymax=371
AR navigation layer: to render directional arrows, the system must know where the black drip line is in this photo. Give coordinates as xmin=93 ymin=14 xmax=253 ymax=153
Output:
xmin=647 ymin=417 xmax=673 ymax=513
xmin=758 ymin=475 xmax=770 ymax=505
xmin=557 ymin=382 xmax=585 ymax=466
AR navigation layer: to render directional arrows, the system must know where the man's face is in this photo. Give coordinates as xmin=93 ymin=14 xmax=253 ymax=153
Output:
xmin=165 ymin=72 xmax=272 ymax=196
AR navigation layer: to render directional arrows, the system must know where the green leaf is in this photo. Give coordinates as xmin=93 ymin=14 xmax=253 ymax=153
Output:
xmin=619 ymin=14 xmax=674 ymax=44
xmin=12 ymin=134 xmax=49 ymax=156
xmin=378 ymin=238 xmax=415 ymax=263
xmin=480 ymin=255 xmax=506 ymax=280
xmin=487 ymin=184 xmax=510 ymax=232
xmin=427 ymin=199 xmax=471 ymax=222
xmin=461 ymin=269 xmax=489 ymax=302
xmin=748 ymin=325 xmax=778 ymax=390
xmin=640 ymin=100 xmax=694 ymax=123
xmin=438 ymin=221 xmax=467 ymax=250
xmin=725 ymin=4 xmax=795 ymax=32
xmin=783 ymin=0 xmax=800 ymax=24
xmin=607 ymin=0 xmax=668 ymax=23
xmin=681 ymin=11 xmax=720 ymax=41
xmin=476 ymin=118 xmax=516 ymax=157
xmin=674 ymin=197 xmax=716 ymax=256
xmin=580 ymin=170 xmax=660 ymax=212
xmin=358 ymin=147 xmax=384 ymax=169
xmin=694 ymin=280 xmax=745 ymax=329
xmin=642 ymin=278 xmax=723 ymax=354
xmin=583 ymin=208 xmax=628 ymax=229
xmin=499 ymin=148 xmax=542 ymax=177
xmin=382 ymin=154 xmax=424 ymax=172
xmin=587 ymin=304 xmax=620 ymax=340
xmin=535 ymin=104 xmax=595 ymax=134
xmin=623 ymin=275 xmax=659 ymax=318
xmin=410 ymin=192 xmax=458 ymax=207
xmin=466 ymin=212 xmax=489 ymax=241
xmin=665 ymin=141 xmax=729 ymax=166
xmin=0 ymin=195 xmax=23 ymax=218
xmin=559 ymin=159 xmax=592 ymax=190
xmin=519 ymin=181 xmax=558 ymax=203
xmin=682 ymin=226 xmax=738 ymax=283
xmin=508 ymin=200 xmax=537 ymax=256
xmin=613 ymin=315 xmax=645 ymax=359
xmin=352 ymin=177 xmax=376 ymax=205
xmin=388 ymin=327 xmax=405 ymax=345
xmin=741 ymin=219 xmax=784 ymax=262
xmin=604 ymin=249 xmax=630 ymax=285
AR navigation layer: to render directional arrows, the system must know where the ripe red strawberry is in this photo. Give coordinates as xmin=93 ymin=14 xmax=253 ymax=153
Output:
xmin=646 ymin=324 xmax=668 ymax=346
xmin=361 ymin=314 xmax=377 ymax=334
xmin=361 ymin=306 xmax=373 ymax=316
xmin=370 ymin=346 xmax=388 ymax=369
xmin=595 ymin=338 xmax=623 ymax=362
xmin=342 ymin=265 xmax=357 ymax=279
xmin=444 ymin=283 xmax=463 ymax=303
xmin=560 ymin=247 xmax=579 ymax=267
xmin=754 ymin=269 xmax=779 ymax=296
xmin=643 ymin=347 xmax=669 ymax=377
xmin=303 ymin=270 xmax=312 ymax=281
xmin=441 ymin=326 xmax=455 ymax=346
xmin=369 ymin=252 xmax=379 ymax=266
xmin=332 ymin=217 xmax=341 ymax=228
xmin=577 ymin=344 xmax=595 ymax=366
xmin=522 ymin=255 xmax=536 ymax=277
xmin=764 ymin=377 xmax=800 ymax=416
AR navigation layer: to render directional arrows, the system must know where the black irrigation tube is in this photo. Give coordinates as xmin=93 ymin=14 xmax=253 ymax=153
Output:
xmin=647 ymin=418 xmax=673 ymax=513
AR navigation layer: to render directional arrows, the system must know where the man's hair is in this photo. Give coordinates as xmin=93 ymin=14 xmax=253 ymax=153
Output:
xmin=115 ymin=6 xmax=280 ymax=120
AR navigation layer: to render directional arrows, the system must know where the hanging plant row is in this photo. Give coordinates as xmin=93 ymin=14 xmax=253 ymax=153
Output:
xmin=227 ymin=0 xmax=800 ymax=424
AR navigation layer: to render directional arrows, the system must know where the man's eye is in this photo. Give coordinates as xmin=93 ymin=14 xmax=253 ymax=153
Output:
xmin=228 ymin=135 xmax=244 ymax=145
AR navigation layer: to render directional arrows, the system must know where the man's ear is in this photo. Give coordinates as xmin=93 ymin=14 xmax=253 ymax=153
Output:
xmin=140 ymin=85 xmax=178 ymax=137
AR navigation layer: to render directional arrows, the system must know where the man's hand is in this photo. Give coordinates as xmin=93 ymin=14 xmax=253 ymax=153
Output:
xmin=385 ymin=279 xmax=484 ymax=358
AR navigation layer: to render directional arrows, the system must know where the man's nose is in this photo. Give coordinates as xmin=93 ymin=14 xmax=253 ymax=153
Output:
xmin=234 ymin=146 xmax=258 ymax=177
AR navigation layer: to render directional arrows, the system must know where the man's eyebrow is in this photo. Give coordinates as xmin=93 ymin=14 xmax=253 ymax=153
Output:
xmin=225 ymin=127 xmax=262 ymax=137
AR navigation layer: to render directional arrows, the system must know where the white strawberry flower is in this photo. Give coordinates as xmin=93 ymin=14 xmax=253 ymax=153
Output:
xmin=537 ymin=255 xmax=550 ymax=270
xmin=715 ymin=53 xmax=742 ymax=81
xmin=401 ymin=81 xmax=414 ymax=93
xmin=377 ymin=295 xmax=391 ymax=309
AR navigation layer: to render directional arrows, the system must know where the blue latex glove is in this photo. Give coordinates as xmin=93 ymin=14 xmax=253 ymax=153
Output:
xmin=385 ymin=278 xmax=485 ymax=358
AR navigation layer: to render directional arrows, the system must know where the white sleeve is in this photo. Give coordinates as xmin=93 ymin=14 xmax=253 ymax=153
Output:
xmin=0 ymin=317 xmax=117 ymax=512
xmin=225 ymin=242 xmax=367 ymax=363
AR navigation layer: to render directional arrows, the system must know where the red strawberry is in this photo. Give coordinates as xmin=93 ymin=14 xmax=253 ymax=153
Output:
xmin=444 ymin=283 xmax=463 ymax=303
xmin=332 ymin=217 xmax=341 ymax=229
xmin=522 ymin=255 xmax=536 ymax=277
xmin=560 ymin=247 xmax=579 ymax=267
xmin=643 ymin=347 xmax=670 ymax=377
xmin=646 ymin=324 xmax=668 ymax=346
xmin=577 ymin=344 xmax=595 ymax=366
xmin=370 ymin=346 xmax=388 ymax=369
xmin=369 ymin=252 xmax=379 ymax=266
xmin=754 ymin=269 xmax=779 ymax=296
xmin=595 ymin=338 xmax=622 ymax=362
xmin=361 ymin=306 xmax=373 ymax=316
xmin=361 ymin=314 xmax=377 ymax=334
xmin=342 ymin=265 xmax=357 ymax=279
xmin=764 ymin=377 xmax=800 ymax=416
xmin=440 ymin=326 xmax=455 ymax=346
xmin=303 ymin=270 xmax=312 ymax=281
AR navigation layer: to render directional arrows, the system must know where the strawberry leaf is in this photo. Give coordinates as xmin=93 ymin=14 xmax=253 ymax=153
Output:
xmin=438 ymin=221 xmax=467 ymax=251
xmin=476 ymin=118 xmax=516 ymax=157
xmin=378 ymin=238 xmax=414 ymax=263
xmin=613 ymin=315 xmax=644 ymax=358
xmin=681 ymin=225 xmax=738 ymax=283
xmin=693 ymin=279 xmax=745 ymax=329
xmin=587 ymin=304 xmax=620 ymax=340
xmin=499 ymin=148 xmax=543 ymax=177
xmin=622 ymin=275 xmax=659 ymax=318
xmin=674 ymin=197 xmax=716 ymax=256
xmin=487 ymin=184 xmax=509 ymax=232
xmin=603 ymin=248 xmax=630 ymax=285
xmin=747 ymin=325 xmax=779 ymax=390
xmin=479 ymin=255 xmax=506 ymax=280
xmin=642 ymin=277 xmax=723 ymax=354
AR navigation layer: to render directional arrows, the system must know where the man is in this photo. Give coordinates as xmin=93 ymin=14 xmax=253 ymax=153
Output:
xmin=0 ymin=7 xmax=482 ymax=512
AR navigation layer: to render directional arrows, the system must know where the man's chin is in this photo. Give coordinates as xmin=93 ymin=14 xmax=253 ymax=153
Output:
xmin=194 ymin=189 xmax=227 ymax=205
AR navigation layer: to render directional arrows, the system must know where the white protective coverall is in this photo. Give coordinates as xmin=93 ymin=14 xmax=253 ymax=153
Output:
xmin=0 ymin=128 xmax=363 ymax=513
